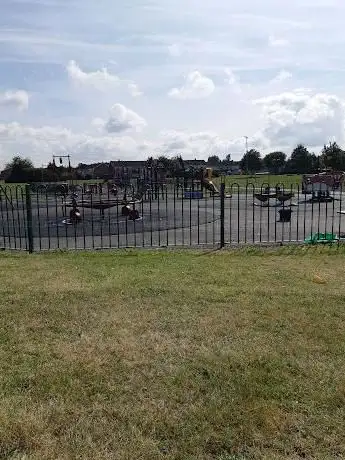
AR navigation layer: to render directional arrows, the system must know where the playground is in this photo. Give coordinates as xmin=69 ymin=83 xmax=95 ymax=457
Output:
xmin=1 ymin=169 xmax=345 ymax=250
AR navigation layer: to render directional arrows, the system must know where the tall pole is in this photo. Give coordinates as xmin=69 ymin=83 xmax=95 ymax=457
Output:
xmin=244 ymin=136 xmax=248 ymax=154
xmin=244 ymin=136 xmax=249 ymax=179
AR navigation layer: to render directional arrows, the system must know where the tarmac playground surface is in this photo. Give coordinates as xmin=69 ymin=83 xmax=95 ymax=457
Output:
xmin=1 ymin=190 xmax=345 ymax=250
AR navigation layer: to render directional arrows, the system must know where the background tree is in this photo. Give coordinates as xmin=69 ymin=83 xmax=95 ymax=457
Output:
xmin=224 ymin=153 xmax=231 ymax=163
xmin=5 ymin=155 xmax=35 ymax=183
xmin=169 ymin=156 xmax=185 ymax=178
xmin=263 ymin=151 xmax=286 ymax=174
xmin=145 ymin=156 xmax=155 ymax=169
xmin=240 ymin=149 xmax=262 ymax=174
xmin=207 ymin=155 xmax=221 ymax=166
xmin=285 ymin=144 xmax=315 ymax=174
xmin=157 ymin=155 xmax=173 ymax=174
xmin=321 ymin=142 xmax=345 ymax=171
xmin=222 ymin=154 xmax=232 ymax=169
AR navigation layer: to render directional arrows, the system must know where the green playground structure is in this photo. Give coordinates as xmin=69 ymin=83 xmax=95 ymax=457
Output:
xmin=304 ymin=232 xmax=339 ymax=245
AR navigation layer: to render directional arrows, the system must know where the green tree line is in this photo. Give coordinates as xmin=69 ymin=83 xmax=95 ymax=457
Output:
xmin=2 ymin=142 xmax=345 ymax=183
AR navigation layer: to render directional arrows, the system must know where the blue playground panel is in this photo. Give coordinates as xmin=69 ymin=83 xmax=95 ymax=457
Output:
xmin=184 ymin=191 xmax=204 ymax=199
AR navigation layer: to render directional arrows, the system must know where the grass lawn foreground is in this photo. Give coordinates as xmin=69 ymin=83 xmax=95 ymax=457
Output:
xmin=0 ymin=248 xmax=345 ymax=459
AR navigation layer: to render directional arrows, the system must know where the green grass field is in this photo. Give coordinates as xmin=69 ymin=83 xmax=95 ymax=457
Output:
xmin=1 ymin=175 xmax=302 ymax=191
xmin=1 ymin=248 xmax=345 ymax=459
xmin=218 ymin=175 xmax=302 ymax=191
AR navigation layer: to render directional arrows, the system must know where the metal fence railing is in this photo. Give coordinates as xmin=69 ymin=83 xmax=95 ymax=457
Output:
xmin=0 ymin=181 xmax=344 ymax=252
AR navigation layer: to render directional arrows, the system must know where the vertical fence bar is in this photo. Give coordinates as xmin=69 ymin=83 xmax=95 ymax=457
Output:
xmin=157 ymin=184 xmax=161 ymax=247
xmin=20 ymin=186 xmax=27 ymax=250
xmin=303 ymin=185 xmax=307 ymax=242
xmin=54 ymin=192 xmax=60 ymax=250
xmin=237 ymin=185 xmax=240 ymax=245
xmin=244 ymin=185 xmax=248 ymax=243
xmin=331 ymin=185 xmax=336 ymax=238
xmin=251 ymin=184 xmax=255 ymax=244
xmin=229 ymin=184 xmax=232 ymax=245
xmin=197 ymin=192 xmax=200 ymax=246
xmin=81 ymin=189 xmax=86 ymax=250
xmin=338 ymin=184 xmax=343 ymax=244
xmin=173 ymin=183 xmax=177 ymax=246
xmin=181 ymin=183 xmax=185 ymax=246
xmin=36 ymin=190 xmax=42 ymax=250
xmin=4 ymin=187 xmax=12 ymax=248
xmin=220 ymin=183 xmax=225 ymax=248
xmin=14 ymin=187 xmax=23 ymax=249
xmin=149 ymin=186 xmax=153 ymax=247
xmin=9 ymin=189 xmax=17 ymax=249
xmin=204 ymin=186 xmax=208 ymax=245
xmin=165 ymin=184 xmax=169 ymax=247
xmin=45 ymin=189 xmax=51 ymax=250
xmin=296 ymin=184 xmax=300 ymax=242
xmin=189 ymin=186 xmax=192 ymax=246
xmin=211 ymin=190 xmax=214 ymax=246
xmin=0 ymin=187 xmax=7 ymax=249
xmin=25 ymin=184 xmax=34 ymax=253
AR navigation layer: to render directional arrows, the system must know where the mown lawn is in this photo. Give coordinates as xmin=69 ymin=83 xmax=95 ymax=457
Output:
xmin=219 ymin=175 xmax=302 ymax=191
xmin=0 ymin=248 xmax=345 ymax=459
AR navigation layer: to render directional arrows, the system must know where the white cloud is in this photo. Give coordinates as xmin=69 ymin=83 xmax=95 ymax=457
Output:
xmin=127 ymin=82 xmax=143 ymax=97
xmin=168 ymin=43 xmax=182 ymax=57
xmin=158 ymin=130 xmax=241 ymax=158
xmin=103 ymin=103 xmax=147 ymax=134
xmin=270 ymin=70 xmax=292 ymax=84
xmin=66 ymin=60 xmax=120 ymax=89
xmin=268 ymin=36 xmax=289 ymax=47
xmin=4 ymin=1 xmax=345 ymax=163
xmin=254 ymin=89 xmax=345 ymax=149
xmin=0 ymin=121 xmax=242 ymax=168
xmin=0 ymin=90 xmax=29 ymax=111
xmin=66 ymin=60 xmax=142 ymax=96
xmin=224 ymin=68 xmax=237 ymax=85
xmin=168 ymin=71 xmax=215 ymax=100
xmin=0 ymin=122 xmax=141 ymax=167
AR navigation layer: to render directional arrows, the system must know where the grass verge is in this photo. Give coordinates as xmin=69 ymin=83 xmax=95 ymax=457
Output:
xmin=0 ymin=247 xmax=344 ymax=459
xmin=218 ymin=174 xmax=302 ymax=191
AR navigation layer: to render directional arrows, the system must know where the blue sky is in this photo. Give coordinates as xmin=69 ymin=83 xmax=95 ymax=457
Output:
xmin=1 ymin=0 xmax=345 ymax=167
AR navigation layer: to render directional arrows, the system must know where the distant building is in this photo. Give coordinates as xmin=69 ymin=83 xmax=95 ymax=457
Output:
xmin=185 ymin=159 xmax=207 ymax=168
xmin=109 ymin=160 xmax=146 ymax=180
xmin=0 ymin=168 xmax=12 ymax=181
xmin=76 ymin=158 xmax=219 ymax=181
xmin=93 ymin=163 xmax=112 ymax=179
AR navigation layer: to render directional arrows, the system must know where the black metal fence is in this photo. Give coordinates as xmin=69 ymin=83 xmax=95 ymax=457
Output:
xmin=0 ymin=181 xmax=344 ymax=252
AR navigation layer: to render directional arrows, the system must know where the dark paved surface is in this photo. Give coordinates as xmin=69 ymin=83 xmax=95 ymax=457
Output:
xmin=1 ymin=192 xmax=345 ymax=250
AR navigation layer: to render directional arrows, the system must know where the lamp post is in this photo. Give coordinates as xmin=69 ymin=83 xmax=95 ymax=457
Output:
xmin=244 ymin=136 xmax=249 ymax=183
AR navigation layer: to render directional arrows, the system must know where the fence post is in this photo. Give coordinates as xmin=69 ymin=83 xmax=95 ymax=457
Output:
xmin=220 ymin=182 xmax=225 ymax=248
xmin=25 ymin=184 xmax=34 ymax=253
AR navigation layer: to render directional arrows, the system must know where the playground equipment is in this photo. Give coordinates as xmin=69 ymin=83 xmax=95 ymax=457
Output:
xmin=69 ymin=196 xmax=82 ymax=224
xmin=278 ymin=208 xmax=293 ymax=222
xmin=304 ymin=232 xmax=339 ymax=244
xmin=180 ymin=167 xmax=232 ymax=199
xmin=64 ymin=182 xmax=143 ymax=223
xmin=254 ymin=186 xmax=295 ymax=207
xmin=202 ymin=168 xmax=220 ymax=195
xmin=83 ymin=183 xmax=103 ymax=195
xmin=0 ymin=186 xmax=14 ymax=210
xmin=302 ymin=172 xmax=344 ymax=202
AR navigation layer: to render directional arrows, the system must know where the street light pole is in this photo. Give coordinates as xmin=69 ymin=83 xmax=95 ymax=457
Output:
xmin=244 ymin=136 xmax=249 ymax=179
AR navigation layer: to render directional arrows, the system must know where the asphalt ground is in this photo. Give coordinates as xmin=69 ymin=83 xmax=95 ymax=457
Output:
xmin=1 ymin=192 xmax=344 ymax=250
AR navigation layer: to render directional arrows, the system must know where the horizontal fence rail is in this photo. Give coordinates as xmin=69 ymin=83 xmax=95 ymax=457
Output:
xmin=0 ymin=180 xmax=344 ymax=251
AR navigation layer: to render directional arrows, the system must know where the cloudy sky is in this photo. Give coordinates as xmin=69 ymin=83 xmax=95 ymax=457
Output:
xmin=1 ymin=0 xmax=345 ymax=167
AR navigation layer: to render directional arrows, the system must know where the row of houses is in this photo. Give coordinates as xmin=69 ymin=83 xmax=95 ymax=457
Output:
xmin=77 ymin=160 xmax=240 ymax=180
xmin=0 ymin=159 xmax=241 ymax=182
